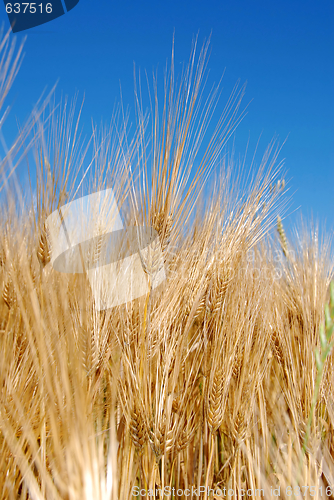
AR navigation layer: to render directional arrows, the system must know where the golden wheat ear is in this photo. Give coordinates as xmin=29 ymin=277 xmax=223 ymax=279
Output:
xmin=2 ymin=274 xmax=14 ymax=309
xmin=151 ymin=210 xmax=173 ymax=253
xmin=37 ymin=222 xmax=51 ymax=268
xmin=277 ymin=215 xmax=288 ymax=257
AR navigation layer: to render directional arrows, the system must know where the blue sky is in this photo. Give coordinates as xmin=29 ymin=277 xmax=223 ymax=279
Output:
xmin=1 ymin=0 xmax=333 ymax=242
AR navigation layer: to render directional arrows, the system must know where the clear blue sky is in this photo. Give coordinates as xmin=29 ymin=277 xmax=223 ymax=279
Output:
xmin=1 ymin=0 xmax=333 ymax=240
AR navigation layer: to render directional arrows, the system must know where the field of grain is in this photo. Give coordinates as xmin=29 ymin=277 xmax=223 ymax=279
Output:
xmin=0 ymin=29 xmax=334 ymax=500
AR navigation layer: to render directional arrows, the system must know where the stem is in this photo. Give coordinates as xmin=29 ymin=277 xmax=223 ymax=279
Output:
xmin=204 ymin=433 xmax=214 ymax=500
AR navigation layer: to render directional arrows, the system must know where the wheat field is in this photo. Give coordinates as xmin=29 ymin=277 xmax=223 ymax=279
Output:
xmin=0 ymin=30 xmax=334 ymax=500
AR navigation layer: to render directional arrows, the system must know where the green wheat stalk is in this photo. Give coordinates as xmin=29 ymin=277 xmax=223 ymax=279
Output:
xmin=302 ymin=281 xmax=334 ymax=453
